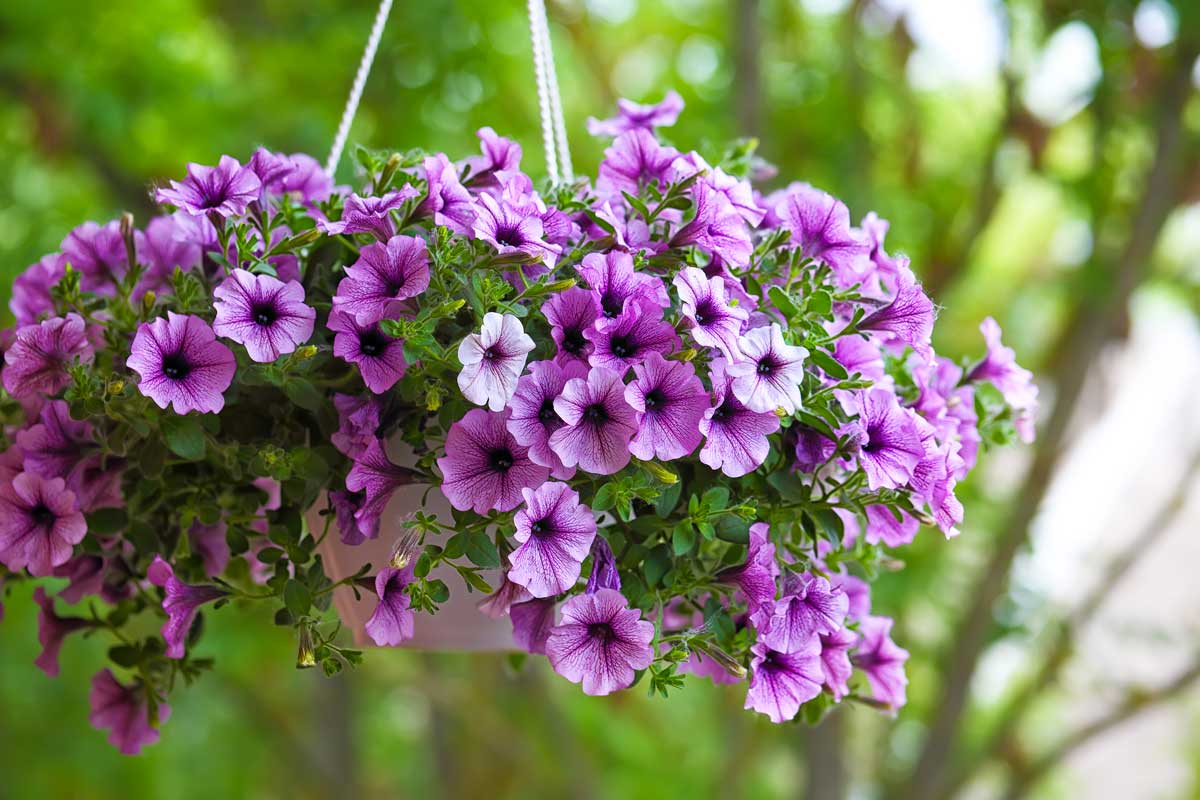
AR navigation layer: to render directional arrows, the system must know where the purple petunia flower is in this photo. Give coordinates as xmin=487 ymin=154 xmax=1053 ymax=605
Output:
xmin=506 ymin=359 xmax=587 ymax=479
xmin=332 ymin=235 xmax=431 ymax=326
xmin=328 ymin=311 xmax=408 ymax=394
xmin=33 ymin=586 xmax=91 ymax=677
xmin=3 ymin=314 xmax=94 ymax=399
xmin=549 ymin=367 xmax=640 ymax=475
xmin=673 ymin=266 xmax=748 ymax=361
xmin=345 ymin=439 xmax=417 ymax=536
xmin=597 ymin=129 xmax=679 ymax=199
xmin=758 ymin=573 xmax=849 ymax=653
xmin=53 ymin=554 xmax=105 ymax=605
xmin=670 ymin=183 xmax=754 ymax=268
xmin=147 ymin=555 xmax=229 ymax=659
xmin=328 ymin=489 xmax=373 ymax=546
xmin=16 ymin=399 xmax=94 ymax=481
xmin=250 ymin=149 xmax=334 ymax=204
xmin=726 ymin=323 xmax=809 ymax=414
xmin=473 ymin=193 xmax=562 ymax=268
xmin=744 ymin=639 xmax=824 ymax=723
xmin=126 ymin=312 xmax=236 ymax=415
xmin=819 ymin=627 xmax=857 ymax=700
xmin=863 ymin=504 xmax=920 ymax=548
xmin=546 ymin=588 xmax=655 ymax=696
xmin=778 ymin=184 xmax=870 ymax=280
xmin=587 ymin=91 xmax=685 ymax=137
xmin=477 ymin=574 xmax=533 ymax=619
xmin=793 ymin=426 xmax=836 ymax=473
xmin=437 ymin=408 xmax=550 ymax=514
xmin=699 ymin=359 xmax=781 ymax=478
xmin=577 ymin=250 xmax=669 ymax=322
xmin=463 ymin=126 xmax=523 ymax=180
xmin=834 ymin=335 xmax=885 ymax=382
xmin=0 ymin=472 xmax=86 ymax=576
xmin=458 ymin=312 xmax=535 ymax=411
xmin=331 ymin=394 xmax=383 ymax=460
xmin=585 ymin=536 xmax=621 ymax=593
xmin=584 ymin=299 xmax=679 ymax=375
xmin=715 ymin=522 xmax=779 ymax=612
xmin=319 ymin=189 xmax=417 ymax=240
xmin=365 ymin=566 xmax=416 ymax=646
xmin=156 ymin=155 xmax=262 ymax=218
xmin=968 ymin=317 xmax=1039 ymax=443
xmin=543 ymin=287 xmax=600 ymax=366
xmin=859 ymin=266 xmax=935 ymax=354
xmin=88 ymin=669 xmax=171 ymax=756
xmin=133 ymin=215 xmax=203 ymax=294
xmin=623 ymin=353 xmax=708 ymax=461
xmin=419 ymin=153 xmax=476 ymax=235
xmin=212 ymin=269 xmax=315 ymax=363
xmin=61 ymin=221 xmax=128 ymax=294
xmin=851 ymin=388 xmax=926 ymax=491
xmin=511 ymin=597 xmax=557 ymax=655
xmin=853 ymin=615 xmax=909 ymax=710
xmin=12 ymin=254 xmax=65 ymax=325
xmin=672 ymin=151 xmax=766 ymax=227
xmin=187 ymin=520 xmax=230 ymax=578
xmin=509 ymin=482 xmax=597 ymax=598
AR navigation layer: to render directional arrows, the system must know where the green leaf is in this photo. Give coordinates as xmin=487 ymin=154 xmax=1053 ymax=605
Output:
xmin=715 ymin=515 xmax=751 ymax=543
xmin=86 ymin=507 xmax=128 ymax=536
xmin=108 ymin=644 xmax=142 ymax=668
xmin=701 ymin=486 xmax=730 ymax=512
xmin=809 ymin=349 xmax=849 ymax=380
xmin=767 ymin=285 xmax=800 ymax=320
xmin=426 ymin=579 xmax=450 ymax=603
xmin=672 ymin=522 xmax=696 ymax=555
xmin=162 ymin=414 xmax=206 ymax=461
xmin=807 ymin=290 xmax=833 ymax=317
xmin=283 ymin=579 xmax=312 ymax=618
xmin=592 ymin=483 xmax=617 ymax=512
xmin=284 ymin=379 xmax=325 ymax=412
xmin=643 ymin=544 xmax=672 ymax=587
xmin=464 ymin=531 xmax=500 ymax=569
xmin=654 ymin=480 xmax=682 ymax=518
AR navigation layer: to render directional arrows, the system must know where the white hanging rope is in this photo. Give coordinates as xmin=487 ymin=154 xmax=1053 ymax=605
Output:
xmin=535 ymin=4 xmax=573 ymax=181
xmin=326 ymin=0 xmax=394 ymax=177
xmin=527 ymin=0 xmax=560 ymax=183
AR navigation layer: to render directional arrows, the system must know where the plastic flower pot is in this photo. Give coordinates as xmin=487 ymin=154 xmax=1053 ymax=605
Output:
xmin=310 ymin=438 xmax=516 ymax=651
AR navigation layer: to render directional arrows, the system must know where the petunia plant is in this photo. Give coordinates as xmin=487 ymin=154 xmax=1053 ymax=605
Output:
xmin=0 ymin=94 xmax=1036 ymax=754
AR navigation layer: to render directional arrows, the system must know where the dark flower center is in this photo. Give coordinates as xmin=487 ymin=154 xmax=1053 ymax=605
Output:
xmin=756 ymin=355 xmax=779 ymax=376
xmin=495 ymin=226 xmax=524 ymax=247
xmin=252 ymin=303 xmax=278 ymax=327
xmin=488 ymin=447 xmax=514 ymax=472
xmin=711 ymin=401 xmax=734 ymax=422
xmin=644 ymin=388 xmax=667 ymax=409
xmin=161 ymin=352 xmax=191 ymax=380
xmin=538 ymin=398 xmax=559 ymax=424
xmin=600 ymin=293 xmax=623 ymax=319
xmin=584 ymin=404 xmax=609 ymax=425
xmin=562 ymin=328 xmax=587 ymax=354
xmin=359 ymin=330 xmax=388 ymax=357
xmin=761 ymin=651 xmax=784 ymax=671
xmin=529 ymin=518 xmax=554 ymax=537
xmin=482 ymin=345 xmax=504 ymax=362
xmin=384 ymin=275 xmax=405 ymax=296
xmin=694 ymin=299 xmax=720 ymax=326
xmin=862 ymin=425 xmax=883 ymax=454
xmin=587 ymin=622 xmax=615 ymax=643
xmin=30 ymin=503 xmax=55 ymax=527
xmin=609 ymin=335 xmax=637 ymax=359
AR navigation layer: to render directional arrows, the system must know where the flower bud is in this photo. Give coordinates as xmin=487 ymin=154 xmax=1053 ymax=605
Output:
xmin=389 ymin=529 xmax=421 ymax=569
xmin=295 ymin=345 xmax=319 ymax=360
xmin=691 ymin=639 xmax=748 ymax=679
xmin=638 ymin=459 xmax=678 ymax=485
xmin=296 ymin=622 xmax=317 ymax=669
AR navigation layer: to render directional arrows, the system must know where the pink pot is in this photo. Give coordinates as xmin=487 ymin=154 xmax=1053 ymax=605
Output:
xmin=311 ymin=439 xmax=516 ymax=651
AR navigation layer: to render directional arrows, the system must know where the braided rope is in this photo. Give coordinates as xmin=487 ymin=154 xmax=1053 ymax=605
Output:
xmin=535 ymin=3 xmax=573 ymax=181
xmin=527 ymin=0 xmax=560 ymax=183
xmin=326 ymin=0 xmax=395 ymax=177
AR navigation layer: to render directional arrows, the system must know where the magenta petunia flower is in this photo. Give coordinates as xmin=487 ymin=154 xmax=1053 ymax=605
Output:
xmin=332 ymin=235 xmax=431 ymax=325
xmin=506 ymin=359 xmax=587 ymax=479
xmin=623 ymin=353 xmax=708 ymax=461
xmin=543 ymin=287 xmax=599 ymax=366
xmin=508 ymin=482 xmax=597 ymax=598
xmin=147 ymin=555 xmax=228 ymax=659
xmin=585 ymin=536 xmax=622 ymax=593
xmin=852 ymin=615 xmax=909 ymax=710
xmin=778 ymin=184 xmax=870 ymax=280
xmin=834 ymin=334 xmax=885 ymax=382
xmin=463 ymin=126 xmax=523 ymax=180
xmin=250 ymin=149 xmax=334 ymax=203
xmin=126 ymin=312 xmax=236 ymax=414
xmin=331 ymin=394 xmax=383 ymax=459
xmin=672 ymin=151 xmax=766 ymax=227
xmin=577 ymin=250 xmax=669 ymax=321
xmin=864 ymin=504 xmax=919 ymax=548
xmin=477 ymin=574 xmax=533 ymax=619
xmin=319 ymin=189 xmax=417 ymax=240
xmin=16 ymin=399 xmax=94 ymax=481
xmin=53 ymin=554 xmax=105 ymax=604
xmin=133 ymin=215 xmax=204 ymax=295
xmin=699 ymin=359 xmax=781 ymax=478
xmin=0 ymin=472 xmax=86 ymax=576
xmin=187 ymin=520 xmax=230 ymax=578
xmin=156 ymin=155 xmax=262 ymax=218
xmin=819 ymin=627 xmax=856 ymax=700
xmin=584 ymin=300 xmax=679 ymax=375
xmin=329 ymin=488 xmax=370 ymax=546
xmin=715 ymin=522 xmax=779 ymax=612
xmin=793 ymin=426 xmax=836 ymax=473
xmin=328 ymin=311 xmax=407 ymax=394
xmin=419 ymin=153 xmax=476 ymax=235
xmin=11 ymin=254 xmax=65 ymax=325
xmin=33 ymin=586 xmax=90 ymax=677
xmin=968 ymin=317 xmax=1039 ymax=443
xmin=61 ymin=221 xmax=128 ymax=295
xmin=3 ymin=313 xmax=94 ymax=399
xmin=744 ymin=639 xmax=824 ymax=723
xmin=473 ymin=193 xmax=561 ymax=268
xmin=511 ymin=597 xmax=557 ymax=655
xmin=345 ymin=439 xmax=417 ymax=536
xmin=458 ymin=312 xmax=535 ymax=411
xmin=546 ymin=589 xmax=654 ymax=696
xmin=596 ymin=128 xmax=679 ymax=199
xmin=758 ymin=573 xmax=849 ymax=653
xmin=549 ymin=367 xmax=639 ymax=476
xmin=851 ymin=388 xmax=925 ymax=491
xmin=365 ymin=566 xmax=416 ymax=646
xmin=859 ymin=266 xmax=935 ymax=354
xmin=673 ymin=266 xmax=748 ymax=361
xmin=437 ymin=408 xmax=550 ymax=514
xmin=212 ymin=268 xmax=315 ymax=363
xmin=670 ymin=183 xmax=754 ymax=268
xmin=586 ymin=91 xmax=685 ymax=137
xmin=725 ymin=324 xmax=808 ymax=414
xmin=88 ymin=669 xmax=171 ymax=756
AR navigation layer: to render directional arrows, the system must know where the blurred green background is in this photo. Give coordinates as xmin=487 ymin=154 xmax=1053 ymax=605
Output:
xmin=3 ymin=1 xmax=1200 ymax=798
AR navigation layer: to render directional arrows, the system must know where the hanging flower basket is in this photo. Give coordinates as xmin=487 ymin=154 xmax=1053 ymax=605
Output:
xmin=0 ymin=93 xmax=1037 ymax=754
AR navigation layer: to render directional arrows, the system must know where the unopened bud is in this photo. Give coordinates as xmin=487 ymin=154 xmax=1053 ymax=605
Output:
xmin=690 ymin=639 xmax=748 ymax=679
xmin=141 ymin=291 xmax=157 ymax=315
xmin=295 ymin=345 xmax=319 ymax=360
xmin=296 ymin=622 xmax=317 ymax=669
xmin=120 ymin=212 xmax=137 ymax=269
xmin=389 ymin=529 xmax=421 ymax=569
xmin=639 ymin=459 xmax=678 ymax=485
